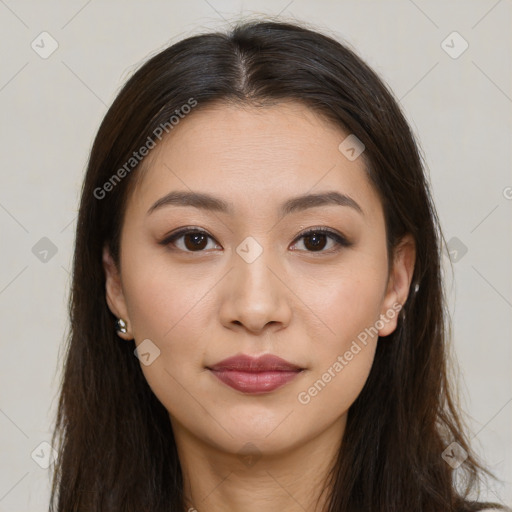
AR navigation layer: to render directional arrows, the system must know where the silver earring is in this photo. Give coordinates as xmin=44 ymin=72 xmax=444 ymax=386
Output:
xmin=116 ymin=318 xmax=128 ymax=334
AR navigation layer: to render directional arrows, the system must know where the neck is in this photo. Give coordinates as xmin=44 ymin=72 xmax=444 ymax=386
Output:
xmin=172 ymin=416 xmax=345 ymax=512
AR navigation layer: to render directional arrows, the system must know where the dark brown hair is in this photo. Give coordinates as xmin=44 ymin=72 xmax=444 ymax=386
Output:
xmin=49 ymin=19 xmax=504 ymax=512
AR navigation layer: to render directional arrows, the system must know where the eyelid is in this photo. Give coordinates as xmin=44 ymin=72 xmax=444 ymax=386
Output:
xmin=159 ymin=226 xmax=352 ymax=252
xmin=291 ymin=227 xmax=352 ymax=251
xmin=158 ymin=226 xmax=218 ymax=249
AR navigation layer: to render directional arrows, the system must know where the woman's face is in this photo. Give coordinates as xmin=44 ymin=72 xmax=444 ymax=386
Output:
xmin=104 ymin=101 xmax=414 ymax=457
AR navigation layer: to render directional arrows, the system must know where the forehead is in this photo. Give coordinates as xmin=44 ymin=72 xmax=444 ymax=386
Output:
xmin=126 ymin=101 xmax=382 ymax=224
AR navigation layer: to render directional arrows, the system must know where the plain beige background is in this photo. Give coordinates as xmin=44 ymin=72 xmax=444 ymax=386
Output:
xmin=0 ymin=0 xmax=510 ymax=509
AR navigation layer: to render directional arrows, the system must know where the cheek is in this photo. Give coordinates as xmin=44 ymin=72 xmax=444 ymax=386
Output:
xmin=119 ymin=248 xmax=221 ymax=404
xmin=293 ymin=262 xmax=386 ymax=411
xmin=121 ymin=244 xmax=214 ymax=342
xmin=294 ymin=283 xmax=381 ymax=419
xmin=120 ymin=256 xmax=215 ymax=423
xmin=298 ymin=257 xmax=387 ymax=347
xmin=295 ymin=343 xmax=377 ymax=427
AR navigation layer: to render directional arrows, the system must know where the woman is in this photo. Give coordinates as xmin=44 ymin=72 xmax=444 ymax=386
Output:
xmin=49 ymin=19 xmax=507 ymax=512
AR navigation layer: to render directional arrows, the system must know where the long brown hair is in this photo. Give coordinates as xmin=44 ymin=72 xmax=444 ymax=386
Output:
xmin=49 ymin=19 xmax=504 ymax=512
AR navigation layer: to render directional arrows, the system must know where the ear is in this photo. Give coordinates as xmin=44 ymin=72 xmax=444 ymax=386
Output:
xmin=102 ymin=245 xmax=133 ymax=340
xmin=378 ymin=233 xmax=416 ymax=337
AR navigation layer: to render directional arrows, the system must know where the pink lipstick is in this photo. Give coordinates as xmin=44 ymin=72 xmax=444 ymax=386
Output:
xmin=207 ymin=354 xmax=303 ymax=394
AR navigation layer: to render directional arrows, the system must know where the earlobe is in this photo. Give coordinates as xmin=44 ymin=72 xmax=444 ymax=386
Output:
xmin=102 ymin=245 xmax=132 ymax=339
xmin=378 ymin=234 xmax=416 ymax=337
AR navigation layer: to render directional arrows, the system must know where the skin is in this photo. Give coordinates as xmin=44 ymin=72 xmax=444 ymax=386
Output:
xmin=103 ymin=101 xmax=415 ymax=512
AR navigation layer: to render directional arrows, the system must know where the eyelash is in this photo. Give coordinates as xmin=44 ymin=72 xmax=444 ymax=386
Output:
xmin=159 ymin=226 xmax=352 ymax=254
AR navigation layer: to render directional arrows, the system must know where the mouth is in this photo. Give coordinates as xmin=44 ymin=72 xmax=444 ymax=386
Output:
xmin=206 ymin=354 xmax=305 ymax=394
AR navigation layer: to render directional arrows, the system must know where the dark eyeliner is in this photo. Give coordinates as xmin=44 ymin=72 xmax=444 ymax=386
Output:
xmin=293 ymin=227 xmax=353 ymax=250
xmin=158 ymin=226 xmax=352 ymax=251
xmin=158 ymin=227 xmax=213 ymax=247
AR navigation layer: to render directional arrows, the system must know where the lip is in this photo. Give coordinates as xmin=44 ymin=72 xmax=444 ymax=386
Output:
xmin=207 ymin=354 xmax=304 ymax=394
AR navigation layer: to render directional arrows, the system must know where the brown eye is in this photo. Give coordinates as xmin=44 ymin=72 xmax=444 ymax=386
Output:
xmin=183 ymin=232 xmax=208 ymax=251
xmin=160 ymin=228 xmax=219 ymax=252
xmin=291 ymin=228 xmax=351 ymax=253
xmin=303 ymin=232 xmax=328 ymax=251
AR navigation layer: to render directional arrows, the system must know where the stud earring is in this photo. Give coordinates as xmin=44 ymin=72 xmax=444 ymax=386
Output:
xmin=115 ymin=318 xmax=128 ymax=335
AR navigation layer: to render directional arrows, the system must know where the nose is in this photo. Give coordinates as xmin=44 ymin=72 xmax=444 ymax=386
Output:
xmin=218 ymin=246 xmax=292 ymax=334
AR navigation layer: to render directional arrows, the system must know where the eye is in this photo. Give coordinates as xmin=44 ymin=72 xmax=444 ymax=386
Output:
xmin=159 ymin=226 xmax=352 ymax=254
xmin=290 ymin=227 xmax=352 ymax=253
xmin=159 ymin=228 xmax=220 ymax=252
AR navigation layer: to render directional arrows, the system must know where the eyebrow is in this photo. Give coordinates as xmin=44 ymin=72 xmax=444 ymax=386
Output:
xmin=146 ymin=190 xmax=364 ymax=217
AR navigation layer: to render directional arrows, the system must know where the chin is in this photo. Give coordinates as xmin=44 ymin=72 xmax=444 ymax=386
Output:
xmin=184 ymin=411 xmax=308 ymax=457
